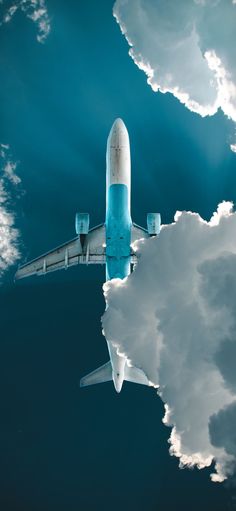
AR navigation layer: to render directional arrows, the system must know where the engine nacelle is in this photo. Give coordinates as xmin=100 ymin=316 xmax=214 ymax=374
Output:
xmin=75 ymin=213 xmax=90 ymax=235
xmin=147 ymin=213 xmax=161 ymax=236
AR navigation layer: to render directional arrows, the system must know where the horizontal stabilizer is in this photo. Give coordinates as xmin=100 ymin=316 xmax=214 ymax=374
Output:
xmin=80 ymin=361 xmax=112 ymax=388
xmin=124 ymin=364 xmax=150 ymax=386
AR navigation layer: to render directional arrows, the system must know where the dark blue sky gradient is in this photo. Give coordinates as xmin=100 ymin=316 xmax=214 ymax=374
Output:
xmin=0 ymin=1 xmax=236 ymax=509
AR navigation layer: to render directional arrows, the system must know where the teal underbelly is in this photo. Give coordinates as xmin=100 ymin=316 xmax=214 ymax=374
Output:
xmin=106 ymin=256 xmax=131 ymax=280
xmin=105 ymin=184 xmax=131 ymax=280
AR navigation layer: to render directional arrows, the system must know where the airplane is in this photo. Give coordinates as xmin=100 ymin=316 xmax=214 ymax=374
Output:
xmin=15 ymin=118 xmax=161 ymax=392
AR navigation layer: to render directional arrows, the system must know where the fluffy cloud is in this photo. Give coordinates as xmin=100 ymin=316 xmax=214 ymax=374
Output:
xmin=0 ymin=144 xmax=21 ymax=277
xmin=210 ymin=402 xmax=236 ymax=479
xmin=0 ymin=0 xmax=50 ymax=43
xmin=113 ymin=0 xmax=236 ymax=150
xmin=3 ymin=161 xmax=21 ymax=185
xmin=102 ymin=202 xmax=236 ymax=482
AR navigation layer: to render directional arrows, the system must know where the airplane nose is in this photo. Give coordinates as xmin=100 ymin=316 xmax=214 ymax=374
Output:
xmin=110 ymin=118 xmax=128 ymax=138
xmin=113 ymin=118 xmax=126 ymax=131
xmin=108 ymin=118 xmax=129 ymax=149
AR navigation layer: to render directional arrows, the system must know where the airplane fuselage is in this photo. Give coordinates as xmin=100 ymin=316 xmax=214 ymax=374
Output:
xmin=105 ymin=118 xmax=132 ymax=281
xmin=105 ymin=118 xmax=132 ymax=391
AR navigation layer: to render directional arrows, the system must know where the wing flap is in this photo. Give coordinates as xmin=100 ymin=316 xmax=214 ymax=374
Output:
xmin=15 ymin=236 xmax=82 ymax=280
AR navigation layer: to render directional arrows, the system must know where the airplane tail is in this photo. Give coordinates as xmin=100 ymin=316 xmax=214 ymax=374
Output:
xmin=80 ymin=361 xmax=112 ymax=388
xmin=80 ymin=361 xmax=150 ymax=389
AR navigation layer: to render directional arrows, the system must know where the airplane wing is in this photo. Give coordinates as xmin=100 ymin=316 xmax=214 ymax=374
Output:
xmin=130 ymin=223 xmax=150 ymax=263
xmin=15 ymin=224 xmax=106 ymax=280
xmin=131 ymin=223 xmax=149 ymax=244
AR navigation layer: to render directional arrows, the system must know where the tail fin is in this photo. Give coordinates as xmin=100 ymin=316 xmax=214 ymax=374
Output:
xmin=80 ymin=361 xmax=112 ymax=388
xmin=124 ymin=365 xmax=150 ymax=386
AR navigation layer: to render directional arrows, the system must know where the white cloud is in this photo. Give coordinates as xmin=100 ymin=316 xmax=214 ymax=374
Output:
xmin=230 ymin=144 xmax=236 ymax=153
xmin=3 ymin=161 xmax=21 ymax=185
xmin=113 ymin=0 xmax=236 ymax=146
xmin=0 ymin=0 xmax=50 ymax=43
xmin=0 ymin=144 xmax=21 ymax=277
xmin=102 ymin=202 xmax=236 ymax=482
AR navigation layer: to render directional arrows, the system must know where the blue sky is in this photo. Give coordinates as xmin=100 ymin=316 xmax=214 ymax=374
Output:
xmin=0 ymin=1 xmax=236 ymax=509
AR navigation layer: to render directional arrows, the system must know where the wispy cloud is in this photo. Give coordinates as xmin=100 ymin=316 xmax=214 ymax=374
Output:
xmin=103 ymin=202 xmax=236 ymax=483
xmin=0 ymin=0 xmax=50 ymax=43
xmin=0 ymin=144 xmax=21 ymax=277
xmin=113 ymin=0 xmax=236 ymax=150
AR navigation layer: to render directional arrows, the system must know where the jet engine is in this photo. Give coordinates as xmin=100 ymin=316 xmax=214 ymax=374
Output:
xmin=75 ymin=213 xmax=90 ymax=235
xmin=147 ymin=213 xmax=161 ymax=236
